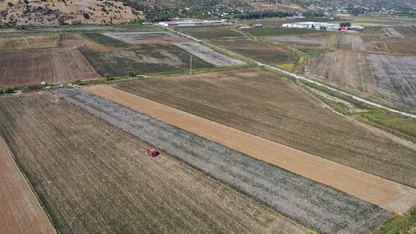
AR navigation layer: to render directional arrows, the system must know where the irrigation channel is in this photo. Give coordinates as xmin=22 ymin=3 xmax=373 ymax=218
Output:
xmin=162 ymin=25 xmax=416 ymax=119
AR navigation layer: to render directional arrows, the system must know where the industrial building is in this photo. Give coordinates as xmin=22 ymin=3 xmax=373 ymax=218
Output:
xmin=159 ymin=20 xmax=229 ymax=27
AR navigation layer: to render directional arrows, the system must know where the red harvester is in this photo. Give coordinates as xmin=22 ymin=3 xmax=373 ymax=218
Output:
xmin=147 ymin=148 xmax=159 ymax=157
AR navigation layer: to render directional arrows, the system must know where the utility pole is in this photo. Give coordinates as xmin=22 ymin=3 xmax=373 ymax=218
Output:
xmin=190 ymin=55 xmax=193 ymax=75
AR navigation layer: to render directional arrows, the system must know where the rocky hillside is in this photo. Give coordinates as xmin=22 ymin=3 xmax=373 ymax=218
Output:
xmin=0 ymin=0 xmax=142 ymax=27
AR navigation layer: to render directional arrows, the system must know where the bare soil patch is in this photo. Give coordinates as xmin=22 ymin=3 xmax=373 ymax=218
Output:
xmin=59 ymin=33 xmax=110 ymax=51
xmin=366 ymin=54 xmax=416 ymax=109
xmin=50 ymin=48 xmax=99 ymax=83
xmin=384 ymin=38 xmax=416 ymax=55
xmin=0 ymin=92 xmax=308 ymax=234
xmin=61 ymin=87 xmax=392 ymax=233
xmin=362 ymin=35 xmax=389 ymax=53
xmin=80 ymin=44 xmax=213 ymax=77
xmin=0 ymin=137 xmax=56 ymax=234
xmin=383 ymin=28 xmax=403 ymax=37
xmin=266 ymin=34 xmax=328 ymax=47
xmin=0 ymin=34 xmax=58 ymax=50
xmin=0 ymin=49 xmax=53 ymax=87
xmin=174 ymin=42 xmax=245 ymax=66
xmin=113 ymin=68 xmax=416 ymax=189
xmin=306 ymin=51 xmax=335 ymax=78
xmin=212 ymin=39 xmax=294 ymax=65
xmin=393 ymin=26 xmax=416 ymax=37
xmin=332 ymin=33 xmax=365 ymax=50
xmin=103 ymin=32 xmax=189 ymax=44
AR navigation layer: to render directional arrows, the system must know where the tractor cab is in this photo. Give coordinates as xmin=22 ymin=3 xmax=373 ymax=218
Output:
xmin=147 ymin=148 xmax=159 ymax=157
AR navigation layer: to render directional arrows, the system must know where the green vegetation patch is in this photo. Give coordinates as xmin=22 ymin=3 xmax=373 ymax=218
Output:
xmin=83 ymin=33 xmax=128 ymax=47
xmin=372 ymin=208 xmax=416 ymax=234
xmin=80 ymin=44 xmax=213 ymax=77
xmin=242 ymin=27 xmax=325 ymax=37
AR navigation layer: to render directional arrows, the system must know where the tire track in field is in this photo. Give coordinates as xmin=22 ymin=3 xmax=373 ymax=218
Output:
xmin=83 ymin=85 xmax=416 ymax=214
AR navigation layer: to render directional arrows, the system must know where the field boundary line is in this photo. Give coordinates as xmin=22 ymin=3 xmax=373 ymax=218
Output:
xmin=83 ymin=85 xmax=416 ymax=214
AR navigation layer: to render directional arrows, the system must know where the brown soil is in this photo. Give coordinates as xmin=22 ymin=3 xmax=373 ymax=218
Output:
xmin=0 ymin=92 xmax=309 ymax=233
xmin=0 ymin=49 xmax=53 ymax=87
xmin=110 ymin=68 xmax=416 ymax=189
xmin=332 ymin=33 xmax=365 ymax=51
xmin=50 ymin=48 xmax=99 ymax=82
xmin=59 ymin=33 xmax=116 ymax=52
xmin=362 ymin=35 xmax=390 ymax=53
xmin=306 ymin=51 xmax=335 ymax=79
xmin=0 ymin=137 xmax=56 ymax=234
xmin=83 ymin=85 xmax=416 ymax=214
xmin=384 ymin=38 xmax=416 ymax=55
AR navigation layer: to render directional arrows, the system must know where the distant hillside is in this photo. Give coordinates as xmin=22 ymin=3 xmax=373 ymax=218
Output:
xmin=0 ymin=0 xmax=142 ymax=27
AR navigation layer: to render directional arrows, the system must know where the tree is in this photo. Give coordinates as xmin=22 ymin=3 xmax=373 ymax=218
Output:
xmin=83 ymin=12 xmax=90 ymax=19
xmin=104 ymin=73 xmax=113 ymax=81
xmin=340 ymin=22 xmax=351 ymax=27
xmin=127 ymin=71 xmax=136 ymax=77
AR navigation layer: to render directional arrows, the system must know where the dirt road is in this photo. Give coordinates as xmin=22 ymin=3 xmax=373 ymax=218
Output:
xmin=0 ymin=137 xmax=56 ymax=234
xmin=83 ymin=85 xmax=416 ymax=214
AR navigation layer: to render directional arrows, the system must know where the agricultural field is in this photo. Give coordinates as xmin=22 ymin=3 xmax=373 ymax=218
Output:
xmin=0 ymin=34 xmax=58 ymax=50
xmin=0 ymin=137 xmax=56 ymax=234
xmin=393 ymin=26 xmax=416 ymax=37
xmin=382 ymin=27 xmax=403 ymax=37
xmin=307 ymin=51 xmax=376 ymax=93
xmin=59 ymin=33 xmax=109 ymax=51
xmin=0 ymin=92 xmax=309 ymax=234
xmin=241 ymin=27 xmax=324 ymax=37
xmin=83 ymin=33 xmax=129 ymax=47
xmin=366 ymin=54 xmax=416 ymax=109
xmin=49 ymin=48 xmax=99 ymax=83
xmin=58 ymin=88 xmax=391 ymax=233
xmin=211 ymin=39 xmax=294 ymax=65
xmin=384 ymin=38 xmax=416 ymax=55
xmin=80 ymin=44 xmax=213 ymax=77
xmin=331 ymin=33 xmax=365 ymax=50
xmin=113 ymin=68 xmax=416 ymax=188
xmin=0 ymin=49 xmax=53 ymax=87
xmin=174 ymin=42 xmax=245 ymax=66
xmin=179 ymin=27 xmax=246 ymax=40
xmin=362 ymin=35 xmax=389 ymax=53
xmin=306 ymin=51 xmax=335 ymax=79
xmin=103 ymin=32 xmax=189 ymax=44
xmin=266 ymin=34 xmax=329 ymax=47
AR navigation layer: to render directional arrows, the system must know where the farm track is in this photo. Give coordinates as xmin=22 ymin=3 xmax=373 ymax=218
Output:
xmin=83 ymin=85 xmax=416 ymax=215
xmin=0 ymin=136 xmax=56 ymax=234
xmin=0 ymin=92 xmax=309 ymax=234
xmin=58 ymin=88 xmax=391 ymax=233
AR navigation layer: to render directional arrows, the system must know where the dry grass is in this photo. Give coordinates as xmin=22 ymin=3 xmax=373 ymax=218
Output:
xmin=0 ymin=34 xmax=58 ymax=50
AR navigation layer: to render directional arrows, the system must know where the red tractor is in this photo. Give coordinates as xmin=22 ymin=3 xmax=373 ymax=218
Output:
xmin=147 ymin=148 xmax=159 ymax=157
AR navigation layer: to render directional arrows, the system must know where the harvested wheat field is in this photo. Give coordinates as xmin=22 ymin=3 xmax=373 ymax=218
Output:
xmin=0 ymin=137 xmax=56 ymax=234
xmin=59 ymin=88 xmax=391 ymax=233
xmin=83 ymin=85 xmax=416 ymax=215
xmin=384 ymin=38 xmax=416 ymax=55
xmin=362 ymin=35 xmax=389 ymax=53
xmin=0 ymin=34 xmax=58 ymax=50
xmin=112 ymin=68 xmax=416 ymax=189
xmin=0 ymin=92 xmax=309 ymax=234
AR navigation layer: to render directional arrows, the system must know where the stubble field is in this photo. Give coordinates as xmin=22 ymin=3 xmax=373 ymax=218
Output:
xmin=0 ymin=137 xmax=56 ymax=234
xmin=362 ymin=35 xmax=389 ymax=53
xmin=0 ymin=92 xmax=309 ymax=234
xmin=0 ymin=34 xmax=58 ymax=50
xmin=58 ymin=87 xmax=392 ymax=233
xmin=0 ymin=49 xmax=53 ymax=87
xmin=103 ymin=32 xmax=189 ymax=44
xmin=331 ymin=33 xmax=365 ymax=50
xmin=211 ymin=39 xmax=294 ymax=65
xmin=114 ymin=68 xmax=416 ymax=188
xmin=384 ymin=38 xmax=416 ymax=55
xmin=266 ymin=34 xmax=329 ymax=47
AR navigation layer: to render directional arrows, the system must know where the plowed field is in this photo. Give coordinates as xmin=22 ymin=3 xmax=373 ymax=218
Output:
xmin=332 ymin=33 xmax=365 ymax=50
xmin=113 ymin=68 xmax=416 ymax=189
xmin=0 ymin=49 xmax=53 ymax=87
xmin=0 ymin=137 xmax=56 ymax=234
xmin=0 ymin=92 xmax=308 ymax=234
xmin=103 ymin=32 xmax=189 ymax=44
xmin=384 ymin=38 xmax=416 ymax=55
xmin=362 ymin=35 xmax=389 ymax=53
